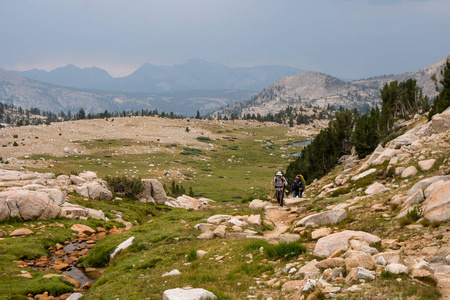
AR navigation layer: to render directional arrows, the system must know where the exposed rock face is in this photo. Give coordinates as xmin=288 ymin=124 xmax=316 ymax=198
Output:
xmin=314 ymin=231 xmax=381 ymax=258
xmin=422 ymin=181 xmax=450 ymax=222
xmin=0 ymin=190 xmax=61 ymax=221
xmin=296 ymin=209 xmax=347 ymax=228
xmin=408 ymin=175 xmax=450 ymax=197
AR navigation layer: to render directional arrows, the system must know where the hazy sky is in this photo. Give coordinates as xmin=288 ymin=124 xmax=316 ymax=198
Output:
xmin=1 ymin=0 xmax=449 ymax=79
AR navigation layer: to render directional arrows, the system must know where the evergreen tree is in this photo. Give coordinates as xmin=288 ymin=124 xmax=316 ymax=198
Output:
xmin=428 ymin=59 xmax=450 ymax=119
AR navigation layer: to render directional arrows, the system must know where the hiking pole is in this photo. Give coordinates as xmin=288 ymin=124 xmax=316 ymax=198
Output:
xmin=270 ymin=184 xmax=273 ymax=203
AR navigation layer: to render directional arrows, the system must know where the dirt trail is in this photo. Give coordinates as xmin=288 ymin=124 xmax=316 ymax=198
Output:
xmin=435 ymin=267 xmax=450 ymax=300
xmin=263 ymin=206 xmax=298 ymax=240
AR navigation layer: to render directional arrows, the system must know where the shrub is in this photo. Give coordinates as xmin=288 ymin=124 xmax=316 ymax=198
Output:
xmin=399 ymin=206 xmax=422 ymax=227
xmin=187 ymin=249 xmax=197 ymax=262
xmin=196 ymin=136 xmax=211 ymax=142
xmin=180 ymin=147 xmax=203 ymax=156
xmin=105 ymin=175 xmax=144 ymax=199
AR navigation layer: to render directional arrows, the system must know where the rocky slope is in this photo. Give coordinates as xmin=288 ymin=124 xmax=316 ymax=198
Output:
xmin=215 ymin=55 xmax=450 ymax=117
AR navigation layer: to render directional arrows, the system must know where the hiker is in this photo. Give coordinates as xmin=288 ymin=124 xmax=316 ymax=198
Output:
xmin=291 ymin=175 xmax=305 ymax=198
xmin=271 ymin=171 xmax=288 ymax=207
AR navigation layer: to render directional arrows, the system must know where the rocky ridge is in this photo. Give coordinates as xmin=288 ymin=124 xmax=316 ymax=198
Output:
xmin=214 ymin=55 xmax=449 ymax=117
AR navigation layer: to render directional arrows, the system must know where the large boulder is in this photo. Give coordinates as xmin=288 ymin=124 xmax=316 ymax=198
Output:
xmin=0 ymin=190 xmax=61 ymax=221
xmin=408 ymin=175 xmax=450 ymax=197
xmin=140 ymin=179 xmax=167 ymax=204
xmin=163 ymin=287 xmax=216 ymax=300
xmin=365 ymin=182 xmax=390 ymax=195
xmin=75 ymin=181 xmax=113 ymax=201
xmin=386 ymin=122 xmax=433 ymax=149
xmin=296 ymin=209 xmax=347 ymax=228
xmin=401 ymin=166 xmax=418 ymax=178
xmin=422 ymin=181 xmax=450 ymax=223
xmin=314 ymin=231 xmax=381 ymax=258
xmin=431 ymin=107 xmax=450 ymax=134
xmin=418 ymin=159 xmax=436 ymax=171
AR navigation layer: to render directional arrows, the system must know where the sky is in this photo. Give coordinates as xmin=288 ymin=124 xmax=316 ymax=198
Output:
xmin=1 ymin=0 xmax=449 ymax=79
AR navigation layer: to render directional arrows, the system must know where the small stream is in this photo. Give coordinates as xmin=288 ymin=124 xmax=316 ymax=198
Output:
xmin=27 ymin=239 xmax=99 ymax=288
xmin=56 ymin=241 xmax=98 ymax=286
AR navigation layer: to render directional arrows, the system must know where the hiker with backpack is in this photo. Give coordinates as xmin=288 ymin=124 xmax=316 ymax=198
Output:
xmin=291 ymin=175 xmax=305 ymax=198
xmin=271 ymin=171 xmax=288 ymax=207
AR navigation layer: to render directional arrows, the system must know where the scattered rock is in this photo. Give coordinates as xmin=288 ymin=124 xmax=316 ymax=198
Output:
xmin=162 ymin=287 xmax=217 ymax=300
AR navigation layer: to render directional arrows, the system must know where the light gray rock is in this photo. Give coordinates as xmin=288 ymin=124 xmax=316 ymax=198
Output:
xmin=277 ymin=233 xmax=301 ymax=243
xmin=148 ymin=179 xmax=167 ymax=204
xmin=163 ymin=287 xmax=216 ymax=300
xmin=386 ymin=263 xmax=408 ymax=274
xmin=0 ymin=190 xmax=61 ymax=221
xmin=226 ymin=218 xmax=247 ymax=227
xmin=297 ymin=259 xmax=321 ymax=278
xmin=351 ymin=168 xmax=376 ymax=181
xmin=386 ymin=122 xmax=433 ymax=149
xmin=175 ymin=195 xmax=204 ymax=210
xmin=296 ymin=209 xmax=347 ymax=228
xmin=366 ymin=145 xmax=385 ymax=165
xmin=194 ymin=223 xmax=215 ymax=232
xmin=66 ymin=293 xmax=83 ymax=300
xmin=247 ymin=214 xmax=262 ymax=226
xmin=403 ymin=189 xmax=425 ymax=207
xmin=365 ymin=182 xmax=390 ymax=195
xmin=196 ymin=250 xmax=208 ymax=258
xmin=70 ymin=175 xmax=86 ymax=185
xmin=431 ymin=107 xmax=450 ymax=133
xmin=75 ymin=181 xmax=113 ymax=201
xmin=401 ymin=166 xmax=418 ymax=178
xmin=314 ymin=230 xmax=381 ymax=258
xmin=139 ymin=179 xmax=155 ymax=203
xmin=213 ymin=225 xmax=227 ymax=238
xmin=162 ymin=269 xmax=181 ymax=277
xmin=249 ymin=199 xmax=269 ymax=210
xmin=418 ymin=159 xmax=436 ymax=171
xmin=197 ymin=231 xmax=215 ymax=240
xmin=78 ymin=171 xmax=98 ymax=181
xmin=207 ymin=215 xmax=231 ymax=225
xmin=407 ymin=175 xmax=450 ymax=197
xmin=372 ymin=149 xmax=402 ymax=165
xmin=110 ymin=237 xmax=134 ymax=260
xmin=357 ymin=267 xmax=375 ymax=281
xmin=374 ymin=252 xmax=402 ymax=265
xmin=423 ymin=181 xmax=450 ymax=222
xmin=37 ymin=188 xmax=65 ymax=205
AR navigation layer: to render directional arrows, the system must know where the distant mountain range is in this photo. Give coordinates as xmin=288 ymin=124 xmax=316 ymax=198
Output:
xmin=2 ymin=56 xmax=449 ymax=118
xmin=12 ymin=59 xmax=306 ymax=93
xmin=213 ymin=56 xmax=449 ymax=117
xmin=0 ymin=68 xmax=256 ymax=116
